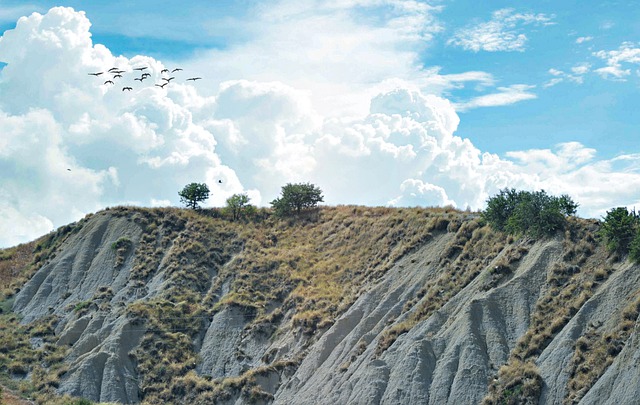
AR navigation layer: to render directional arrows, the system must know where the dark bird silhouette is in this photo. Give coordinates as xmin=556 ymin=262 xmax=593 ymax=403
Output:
xmin=104 ymin=80 xmax=114 ymax=85
xmin=134 ymin=67 xmax=148 ymax=71
xmin=134 ymin=78 xmax=143 ymax=82
xmin=108 ymin=67 xmax=119 ymax=72
xmin=161 ymin=68 xmax=169 ymax=74
xmin=88 ymin=72 xmax=103 ymax=76
xmin=113 ymin=70 xmax=125 ymax=74
xmin=122 ymin=87 xmax=133 ymax=91
xmin=141 ymin=73 xmax=151 ymax=78
xmin=67 ymin=168 xmax=71 ymax=171
xmin=171 ymin=68 xmax=183 ymax=73
xmin=163 ymin=77 xmax=175 ymax=82
xmin=186 ymin=77 xmax=202 ymax=81
xmin=155 ymin=83 xmax=167 ymax=88
xmin=113 ymin=74 xmax=123 ymax=78
xmin=218 ymin=180 xmax=222 ymax=183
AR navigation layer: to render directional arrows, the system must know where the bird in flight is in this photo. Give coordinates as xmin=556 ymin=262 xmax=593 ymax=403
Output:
xmin=104 ymin=80 xmax=114 ymax=85
xmin=88 ymin=72 xmax=103 ymax=76
xmin=122 ymin=87 xmax=133 ymax=91
xmin=141 ymin=73 xmax=151 ymax=78
xmin=155 ymin=83 xmax=167 ymax=88
xmin=171 ymin=68 xmax=183 ymax=73
xmin=134 ymin=78 xmax=144 ymax=82
xmin=113 ymin=74 xmax=123 ymax=78
xmin=163 ymin=77 xmax=175 ymax=82
xmin=108 ymin=67 xmax=119 ymax=72
xmin=134 ymin=67 xmax=148 ymax=71
xmin=186 ymin=77 xmax=202 ymax=81
xmin=218 ymin=180 xmax=222 ymax=183
xmin=161 ymin=68 xmax=169 ymax=74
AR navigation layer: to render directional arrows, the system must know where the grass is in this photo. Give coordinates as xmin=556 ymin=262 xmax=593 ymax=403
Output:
xmin=563 ymin=291 xmax=640 ymax=404
xmin=483 ymin=218 xmax=609 ymax=404
xmin=117 ymin=205 xmax=462 ymax=403
xmin=0 ymin=205 xmax=630 ymax=405
xmin=376 ymin=217 xmax=510 ymax=355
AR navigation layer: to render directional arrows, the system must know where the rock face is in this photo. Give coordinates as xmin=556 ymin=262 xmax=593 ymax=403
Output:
xmin=10 ymin=208 xmax=640 ymax=404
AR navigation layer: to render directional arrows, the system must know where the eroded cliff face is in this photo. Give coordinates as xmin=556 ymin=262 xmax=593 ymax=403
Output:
xmin=5 ymin=206 xmax=640 ymax=405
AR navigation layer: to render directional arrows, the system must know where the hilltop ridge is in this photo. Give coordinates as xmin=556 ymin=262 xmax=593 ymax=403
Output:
xmin=1 ymin=206 xmax=639 ymax=404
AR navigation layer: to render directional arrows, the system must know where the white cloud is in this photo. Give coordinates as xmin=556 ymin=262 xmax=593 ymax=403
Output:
xmin=448 ymin=8 xmax=554 ymax=52
xmin=543 ymin=78 xmax=563 ymax=88
xmin=571 ymin=63 xmax=591 ymax=75
xmin=594 ymin=42 xmax=640 ymax=80
xmin=1 ymin=6 xmax=639 ymax=248
xmin=454 ymin=84 xmax=536 ymax=110
xmin=576 ymin=36 xmax=593 ymax=44
xmin=544 ymin=63 xmax=589 ymax=87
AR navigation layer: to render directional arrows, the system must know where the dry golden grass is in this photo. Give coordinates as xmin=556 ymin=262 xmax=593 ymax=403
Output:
xmin=484 ymin=218 xmax=607 ymax=404
xmin=376 ymin=217 xmax=509 ymax=355
xmin=563 ymin=291 xmax=640 ymax=404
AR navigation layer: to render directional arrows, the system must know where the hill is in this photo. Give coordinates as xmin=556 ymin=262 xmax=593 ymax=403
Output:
xmin=1 ymin=205 xmax=639 ymax=404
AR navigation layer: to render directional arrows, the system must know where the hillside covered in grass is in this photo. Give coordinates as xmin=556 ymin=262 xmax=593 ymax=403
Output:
xmin=1 ymin=205 xmax=640 ymax=404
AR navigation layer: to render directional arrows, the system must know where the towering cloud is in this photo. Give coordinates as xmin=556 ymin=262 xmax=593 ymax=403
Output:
xmin=0 ymin=7 xmax=639 ymax=248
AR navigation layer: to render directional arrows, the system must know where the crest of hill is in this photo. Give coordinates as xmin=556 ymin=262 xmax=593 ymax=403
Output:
xmin=1 ymin=205 xmax=639 ymax=405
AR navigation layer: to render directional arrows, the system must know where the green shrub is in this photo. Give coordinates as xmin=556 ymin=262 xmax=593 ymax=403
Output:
xmin=599 ymin=207 xmax=639 ymax=254
xmin=483 ymin=189 xmax=578 ymax=238
xmin=223 ymin=193 xmax=256 ymax=221
xmin=271 ymin=183 xmax=324 ymax=217
xmin=111 ymin=237 xmax=132 ymax=251
xmin=629 ymin=230 xmax=640 ymax=264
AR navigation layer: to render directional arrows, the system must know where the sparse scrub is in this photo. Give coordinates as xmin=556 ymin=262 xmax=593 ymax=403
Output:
xmin=484 ymin=218 xmax=605 ymax=403
xmin=563 ymin=292 xmax=640 ymax=404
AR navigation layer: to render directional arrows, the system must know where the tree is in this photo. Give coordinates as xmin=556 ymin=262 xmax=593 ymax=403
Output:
xmin=179 ymin=182 xmax=210 ymax=209
xmin=629 ymin=230 xmax=640 ymax=264
xmin=483 ymin=188 xmax=578 ymax=239
xmin=224 ymin=193 xmax=255 ymax=221
xmin=599 ymin=207 xmax=639 ymax=254
xmin=482 ymin=188 xmax=520 ymax=232
xmin=271 ymin=182 xmax=324 ymax=217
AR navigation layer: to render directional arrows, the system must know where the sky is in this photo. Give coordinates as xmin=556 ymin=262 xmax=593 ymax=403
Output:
xmin=0 ymin=1 xmax=639 ymax=247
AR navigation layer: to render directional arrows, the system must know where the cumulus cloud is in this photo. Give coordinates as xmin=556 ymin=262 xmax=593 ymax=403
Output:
xmin=1 ymin=6 xmax=640 ymax=248
xmin=593 ymin=42 xmax=640 ymax=80
xmin=448 ymin=8 xmax=553 ymax=52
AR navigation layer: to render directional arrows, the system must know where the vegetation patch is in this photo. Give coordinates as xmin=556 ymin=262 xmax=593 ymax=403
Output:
xmin=376 ymin=217 xmax=509 ymax=355
xmin=563 ymin=292 xmax=640 ymax=404
xmin=483 ymin=217 xmax=605 ymax=404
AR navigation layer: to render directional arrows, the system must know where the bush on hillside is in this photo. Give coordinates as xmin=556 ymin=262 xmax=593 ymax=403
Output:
xmin=223 ymin=193 xmax=256 ymax=221
xmin=599 ymin=207 xmax=639 ymax=255
xmin=271 ymin=183 xmax=324 ymax=217
xmin=483 ymin=188 xmax=578 ymax=239
xmin=630 ymin=231 xmax=640 ymax=264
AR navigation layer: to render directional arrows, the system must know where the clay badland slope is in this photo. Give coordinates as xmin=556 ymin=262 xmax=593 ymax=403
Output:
xmin=1 ymin=205 xmax=639 ymax=405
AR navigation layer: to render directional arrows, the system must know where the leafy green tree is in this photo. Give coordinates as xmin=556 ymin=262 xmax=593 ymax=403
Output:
xmin=483 ymin=188 xmax=521 ymax=232
xmin=178 ymin=182 xmax=210 ymax=209
xmin=271 ymin=182 xmax=324 ymax=217
xmin=629 ymin=230 xmax=640 ymax=264
xmin=483 ymin=188 xmax=578 ymax=238
xmin=599 ymin=207 xmax=639 ymax=254
xmin=224 ymin=193 xmax=255 ymax=221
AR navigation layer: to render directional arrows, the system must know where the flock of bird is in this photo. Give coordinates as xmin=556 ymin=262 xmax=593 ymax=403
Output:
xmin=88 ymin=66 xmax=201 ymax=91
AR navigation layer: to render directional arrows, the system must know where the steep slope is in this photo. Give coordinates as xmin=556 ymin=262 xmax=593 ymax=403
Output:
xmin=1 ymin=206 xmax=639 ymax=405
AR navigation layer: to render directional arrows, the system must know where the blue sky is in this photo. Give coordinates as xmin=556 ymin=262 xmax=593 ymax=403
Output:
xmin=1 ymin=1 xmax=639 ymax=247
